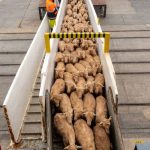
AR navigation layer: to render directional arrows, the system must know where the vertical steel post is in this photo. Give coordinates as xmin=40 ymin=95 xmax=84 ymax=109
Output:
xmin=44 ymin=33 xmax=50 ymax=53
xmin=104 ymin=32 xmax=110 ymax=53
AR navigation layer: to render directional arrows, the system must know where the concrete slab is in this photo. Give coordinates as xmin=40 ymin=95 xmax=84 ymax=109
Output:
xmin=110 ymin=38 xmax=150 ymax=51
xmin=114 ymin=63 xmax=150 ymax=74
xmin=0 ymin=54 xmax=25 ymax=65
xmin=105 ymin=0 xmax=136 ymax=15
xmin=100 ymin=14 xmax=125 ymax=25
xmin=102 ymin=25 xmax=150 ymax=32
xmin=118 ymin=105 xmax=150 ymax=129
xmin=0 ymin=33 xmax=34 ymax=40
xmin=0 ymin=0 xmax=40 ymax=29
xmin=0 ymin=108 xmax=8 ymax=131
xmin=110 ymin=31 xmax=150 ymax=38
xmin=0 ymin=65 xmax=20 ymax=75
xmin=116 ymin=74 xmax=150 ymax=104
xmin=0 ymin=131 xmax=10 ymax=150
xmin=0 ymin=76 xmax=14 ymax=105
xmin=0 ymin=40 xmax=32 ymax=53
xmin=111 ymin=52 xmax=150 ymax=63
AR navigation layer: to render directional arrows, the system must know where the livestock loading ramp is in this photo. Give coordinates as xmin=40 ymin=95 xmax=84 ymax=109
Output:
xmin=3 ymin=0 xmax=124 ymax=149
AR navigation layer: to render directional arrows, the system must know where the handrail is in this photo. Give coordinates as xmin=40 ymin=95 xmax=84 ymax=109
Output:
xmin=44 ymin=32 xmax=110 ymax=53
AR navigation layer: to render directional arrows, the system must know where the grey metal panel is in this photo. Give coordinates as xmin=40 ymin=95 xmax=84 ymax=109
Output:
xmin=107 ymin=88 xmax=125 ymax=150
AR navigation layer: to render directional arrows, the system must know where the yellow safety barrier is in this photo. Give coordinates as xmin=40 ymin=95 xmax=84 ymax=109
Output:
xmin=44 ymin=32 xmax=110 ymax=53
xmin=44 ymin=33 xmax=50 ymax=53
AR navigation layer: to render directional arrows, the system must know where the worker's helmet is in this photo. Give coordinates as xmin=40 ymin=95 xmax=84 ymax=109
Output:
xmin=47 ymin=2 xmax=56 ymax=12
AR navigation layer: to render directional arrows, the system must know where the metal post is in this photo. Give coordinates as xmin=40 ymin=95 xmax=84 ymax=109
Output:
xmin=45 ymin=33 xmax=50 ymax=53
xmin=104 ymin=32 xmax=110 ymax=53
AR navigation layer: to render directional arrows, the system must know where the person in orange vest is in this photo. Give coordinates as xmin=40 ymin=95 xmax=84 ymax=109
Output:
xmin=46 ymin=0 xmax=59 ymax=31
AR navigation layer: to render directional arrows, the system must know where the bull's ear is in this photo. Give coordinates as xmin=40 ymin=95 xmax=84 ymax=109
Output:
xmin=76 ymin=145 xmax=82 ymax=149
xmin=64 ymin=146 xmax=69 ymax=150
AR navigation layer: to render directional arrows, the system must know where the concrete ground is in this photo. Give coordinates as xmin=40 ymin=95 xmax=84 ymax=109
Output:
xmin=95 ymin=0 xmax=150 ymax=149
xmin=0 ymin=0 xmax=40 ymax=149
xmin=1 ymin=0 xmax=150 ymax=149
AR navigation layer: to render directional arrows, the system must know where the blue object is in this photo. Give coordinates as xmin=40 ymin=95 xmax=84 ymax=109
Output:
xmin=135 ymin=143 xmax=150 ymax=150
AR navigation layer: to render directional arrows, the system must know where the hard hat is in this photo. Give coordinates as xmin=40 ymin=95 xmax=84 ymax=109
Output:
xmin=47 ymin=2 xmax=56 ymax=12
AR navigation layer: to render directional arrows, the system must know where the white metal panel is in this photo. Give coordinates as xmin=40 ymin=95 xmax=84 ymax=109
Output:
xmin=3 ymin=15 xmax=49 ymax=143
xmin=86 ymin=0 xmax=118 ymax=104
xmin=39 ymin=0 xmax=68 ymax=139
xmin=39 ymin=0 xmax=68 ymax=109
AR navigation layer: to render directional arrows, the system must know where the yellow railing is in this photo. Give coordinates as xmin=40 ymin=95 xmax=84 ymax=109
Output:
xmin=44 ymin=32 xmax=110 ymax=53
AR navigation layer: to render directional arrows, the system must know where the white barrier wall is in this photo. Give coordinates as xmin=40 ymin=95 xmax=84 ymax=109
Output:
xmin=3 ymin=15 xmax=49 ymax=143
xmin=85 ymin=0 xmax=118 ymax=104
xmin=39 ymin=0 xmax=68 ymax=140
xmin=39 ymin=0 xmax=68 ymax=111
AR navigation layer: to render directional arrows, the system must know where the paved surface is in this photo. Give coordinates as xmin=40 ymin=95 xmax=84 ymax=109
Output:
xmin=1 ymin=0 xmax=150 ymax=149
xmin=0 ymin=0 xmax=40 ymax=149
xmin=95 ymin=0 xmax=150 ymax=149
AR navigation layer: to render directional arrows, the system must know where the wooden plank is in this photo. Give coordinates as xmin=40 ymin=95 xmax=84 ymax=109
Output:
xmin=0 ymin=54 xmax=25 ymax=65
xmin=111 ymin=52 xmax=150 ymax=63
xmin=116 ymin=74 xmax=150 ymax=104
xmin=110 ymin=38 xmax=150 ymax=51
xmin=0 ymin=76 xmax=14 ymax=105
xmin=0 ymin=65 xmax=19 ymax=75
xmin=114 ymin=63 xmax=150 ymax=74
xmin=118 ymin=106 xmax=150 ymax=129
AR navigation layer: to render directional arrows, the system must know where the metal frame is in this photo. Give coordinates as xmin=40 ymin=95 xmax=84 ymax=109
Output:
xmin=44 ymin=32 xmax=110 ymax=53
xmin=3 ymin=14 xmax=49 ymax=144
